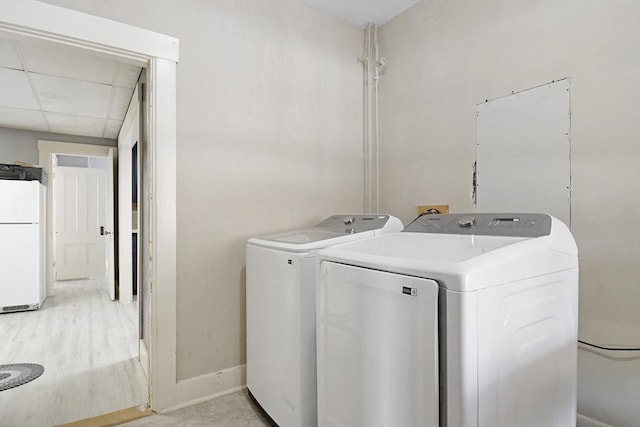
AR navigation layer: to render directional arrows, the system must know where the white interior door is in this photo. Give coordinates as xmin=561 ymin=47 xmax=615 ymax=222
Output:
xmin=53 ymin=155 xmax=115 ymax=294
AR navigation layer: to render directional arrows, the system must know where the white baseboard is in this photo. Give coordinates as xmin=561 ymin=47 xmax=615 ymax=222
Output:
xmin=577 ymin=414 xmax=613 ymax=427
xmin=157 ymin=364 xmax=246 ymax=414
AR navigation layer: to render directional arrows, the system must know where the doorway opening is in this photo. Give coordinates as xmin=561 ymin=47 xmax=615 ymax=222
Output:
xmin=1 ymin=0 xmax=178 ymax=415
xmin=19 ymin=140 xmax=146 ymax=424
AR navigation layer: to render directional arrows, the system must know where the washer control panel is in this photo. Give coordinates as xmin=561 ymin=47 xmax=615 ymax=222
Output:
xmin=317 ymin=215 xmax=391 ymax=234
xmin=404 ymin=213 xmax=552 ymax=237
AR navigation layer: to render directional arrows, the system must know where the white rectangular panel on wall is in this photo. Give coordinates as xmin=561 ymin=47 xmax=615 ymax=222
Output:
xmin=476 ymin=80 xmax=571 ymax=226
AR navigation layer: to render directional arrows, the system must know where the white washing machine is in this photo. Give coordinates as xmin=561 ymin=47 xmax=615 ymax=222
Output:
xmin=246 ymin=214 xmax=404 ymax=427
xmin=316 ymin=213 xmax=579 ymax=427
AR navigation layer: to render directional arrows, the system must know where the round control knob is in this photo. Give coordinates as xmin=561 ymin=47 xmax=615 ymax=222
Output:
xmin=458 ymin=216 xmax=475 ymax=228
xmin=344 ymin=217 xmax=355 ymax=225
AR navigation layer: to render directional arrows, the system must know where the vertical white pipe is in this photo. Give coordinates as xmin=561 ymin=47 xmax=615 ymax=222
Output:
xmin=361 ymin=23 xmax=377 ymax=213
xmin=373 ymin=26 xmax=380 ymax=214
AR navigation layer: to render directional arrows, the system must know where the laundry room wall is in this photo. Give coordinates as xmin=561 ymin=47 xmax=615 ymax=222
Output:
xmin=0 ymin=127 xmax=116 ymax=165
xmin=40 ymin=0 xmax=364 ymax=385
xmin=377 ymin=2 xmax=640 ymax=427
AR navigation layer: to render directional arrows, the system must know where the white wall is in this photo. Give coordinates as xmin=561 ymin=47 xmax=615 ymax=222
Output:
xmin=42 ymin=0 xmax=364 ymax=382
xmin=0 ymin=127 xmax=115 ymax=165
xmin=378 ymin=1 xmax=640 ymax=426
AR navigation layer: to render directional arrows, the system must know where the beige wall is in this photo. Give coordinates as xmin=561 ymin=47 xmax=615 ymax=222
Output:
xmin=42 ymin=0 xmax=364 ymax=380
xmin=34 ymin=1 xmax=640 ymax=423
xmin=378 ymin=1 xmax=640 ymax=426
xmin=0 ymin=127 xmax=115 ymax=165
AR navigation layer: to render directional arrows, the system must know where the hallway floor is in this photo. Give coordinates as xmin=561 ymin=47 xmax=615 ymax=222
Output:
xmin=0 ymin=279 xmax=147 ymax=426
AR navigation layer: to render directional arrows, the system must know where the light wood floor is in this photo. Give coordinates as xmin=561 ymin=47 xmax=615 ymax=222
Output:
xmin=0 ymin=279 xmax=148 ymax=427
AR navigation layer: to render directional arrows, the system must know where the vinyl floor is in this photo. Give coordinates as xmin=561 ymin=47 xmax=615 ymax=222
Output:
xmin=0 ymin=279 xmax=147 ymax=426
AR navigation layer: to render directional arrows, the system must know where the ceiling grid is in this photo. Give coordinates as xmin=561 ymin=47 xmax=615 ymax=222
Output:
xmin=0 ymin=35 xmax=141 ymax=139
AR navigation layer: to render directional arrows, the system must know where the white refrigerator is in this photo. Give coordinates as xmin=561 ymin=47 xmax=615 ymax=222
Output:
xmin=0 ymin=180 xmax=46 ymax=313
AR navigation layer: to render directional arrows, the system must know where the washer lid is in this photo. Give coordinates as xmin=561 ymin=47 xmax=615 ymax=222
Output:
xmin=248 ymin=214 xmax=403 ymax=252
xmin=262 ymin=228 xmax=344 ymax=244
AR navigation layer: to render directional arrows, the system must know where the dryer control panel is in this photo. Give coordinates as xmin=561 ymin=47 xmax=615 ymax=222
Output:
xmin=404 ymin=213 xmax=552 ymax=237
xmin=317 ymin=215 xmax=392 ymax=234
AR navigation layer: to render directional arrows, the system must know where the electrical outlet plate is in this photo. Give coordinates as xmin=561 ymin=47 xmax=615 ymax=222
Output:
xmin=417 ymin=204 xmax=449 ymax=215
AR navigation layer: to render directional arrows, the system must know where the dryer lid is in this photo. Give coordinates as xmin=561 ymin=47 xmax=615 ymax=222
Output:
xmin=317 ymin=214 xmax=577 ymax=292
xmin=404 ymin=213 xmax=552 ymax=238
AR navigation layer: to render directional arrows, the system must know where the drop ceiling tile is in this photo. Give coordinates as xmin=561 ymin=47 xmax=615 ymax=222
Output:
xmin=45 ymin=112 xmax=106 ymax=138
xmin=0 ymin=106 xmax=49 ymax=132
xmin=104 ymin=119 xmax=123 ymax=139
xmin=30 ymin=73 xmax=112 ymax=118
xmin=114 ymin=63 xmax=142 ymax=89
xmin=108 ymin=86 xmax=134 ymax=120
xmin=0 ymin=68 xmax=40 ymax=110
xmin=19 ymin=41 xmax=118 ymax=85
xmin=0 ymin=40 xmax=24 ymax=70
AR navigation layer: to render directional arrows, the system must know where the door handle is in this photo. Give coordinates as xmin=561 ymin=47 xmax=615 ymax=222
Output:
xmin=100 ymin=226 xmax=113 ymax=236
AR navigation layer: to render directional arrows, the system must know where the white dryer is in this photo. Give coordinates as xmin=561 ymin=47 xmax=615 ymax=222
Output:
xmin=246 ymin=214 xmax=403 ymax=427
xmin=316 ymin=213 xmax=578 ymax=427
